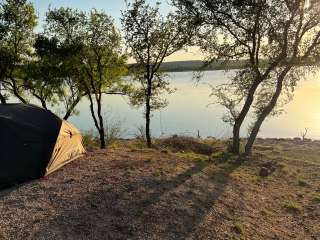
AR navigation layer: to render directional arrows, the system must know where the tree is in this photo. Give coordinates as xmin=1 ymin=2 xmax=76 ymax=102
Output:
xmin=244 ymin=0 xmax=320 ymax=155
xmin=24 ymin=35 xmax=61 ymax=110
xmin=44 ymin=7 xmax=128 ymax=148
xmin=81 ymin=9 xmax=128 ymax=149
xmin=122 ymin=0 xmax=193 ymax=147
xmin=0 ymin=0 xmax=37 ymax=104
xmin=174 ymin=0 xmax=320 ymax=155
xmin=40 ymin=8 xmax=87 ymax=120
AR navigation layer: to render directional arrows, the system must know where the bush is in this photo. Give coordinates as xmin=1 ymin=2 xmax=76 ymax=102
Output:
xmin=159 ymin=135 xmax=214 ymax=155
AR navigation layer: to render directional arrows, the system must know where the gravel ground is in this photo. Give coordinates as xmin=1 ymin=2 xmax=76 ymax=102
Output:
xmin=0 ymin=140 xmax=319 ymax=240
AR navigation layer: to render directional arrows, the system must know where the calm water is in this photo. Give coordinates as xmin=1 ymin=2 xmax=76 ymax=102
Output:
xmin=11 ymin=70 xmax=320 ymax=139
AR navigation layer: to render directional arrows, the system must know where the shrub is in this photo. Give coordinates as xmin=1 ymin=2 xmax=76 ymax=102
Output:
xmin=82 ymin=130 xmax=98 ymax=150
xmin=159 ymin=135 xmax=214 ymax=155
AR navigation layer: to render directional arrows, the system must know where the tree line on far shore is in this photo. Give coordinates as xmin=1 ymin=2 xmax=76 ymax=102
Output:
xmin=1 ymin=0 xmax=320 ymax=155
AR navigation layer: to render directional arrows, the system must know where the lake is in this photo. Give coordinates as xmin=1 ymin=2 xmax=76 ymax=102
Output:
xmin=11 ymin=70 xmax=320 ymax=139
xmin=65 ymin=70 xmax=320 ymax=140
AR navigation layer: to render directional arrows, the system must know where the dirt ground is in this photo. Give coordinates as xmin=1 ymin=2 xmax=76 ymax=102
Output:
xmin=0 ymin=139 xmax=319 ymax=240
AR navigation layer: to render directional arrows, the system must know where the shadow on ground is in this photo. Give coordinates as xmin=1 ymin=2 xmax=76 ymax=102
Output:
xmin=33 ymin=160 xmax=239 ymax=240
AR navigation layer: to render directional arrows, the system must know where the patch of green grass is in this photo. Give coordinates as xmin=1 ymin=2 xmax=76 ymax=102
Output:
xmin=312 ymin=195 xmax=320 ymax=203
xmin=210 ymin=151 xmax=237 ymax=163
xmin=153 ymin=171 xmax=162 ymax=177
xmin=130 ymin=139 xmax=148 ymax=149
xmin=282 ymin=201 xmax=303 ymax=213
xmin=175 ymin=151 xmax=208 ymax=162
xmin=232 ymin=221 xmax=243 ymax=234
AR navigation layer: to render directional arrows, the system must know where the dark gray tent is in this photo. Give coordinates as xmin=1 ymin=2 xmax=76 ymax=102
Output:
xmin=0 ymin=104 xmax=85 ymax=188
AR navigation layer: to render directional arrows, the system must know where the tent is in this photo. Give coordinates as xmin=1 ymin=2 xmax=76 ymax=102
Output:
xmin=0 ymin=104 xmax=85 ymax=188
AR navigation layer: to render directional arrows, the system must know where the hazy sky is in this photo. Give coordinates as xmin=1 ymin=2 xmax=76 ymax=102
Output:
xmin=29 ymin=0 xmax=203 ymax=62
xmin=30 ymin=0 xmax=172 ymax=28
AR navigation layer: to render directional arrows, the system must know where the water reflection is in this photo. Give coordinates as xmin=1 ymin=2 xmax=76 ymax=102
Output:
xmin=8 ymin=70 xmax=320 ymax=139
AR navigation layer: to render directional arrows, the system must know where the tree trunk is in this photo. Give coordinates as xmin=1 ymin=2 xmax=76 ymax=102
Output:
xmin=11 ymin=78 xmax=27 ymax=104
xmin=99 ymin=129 xmax=106 ymax=149
xmin=145 ymin=95 xmax=152 ymax=148
xmin=244 ymin=69 xmax=290 ymax=155
xmin=87 ymin=92 xmax=105 ymax=149
xmin=97 ymin=95 xmax=106 ymax=149
xmin=14 ymin=89 xmax=27 ymax=104
xmin=230 ymin=81 xmax=260 ymax=154
xmin=0 ymin=92 xmax=6 ymax=104
xmin=145 ymin=73 xmax=152 ymax=148
xmin=231 ymin=122 xmax=241 ymax=154
xmin=40 ymin=99 xmax=47 ymax=110
xmin=63 ymin=96 xmax=81 ymax=120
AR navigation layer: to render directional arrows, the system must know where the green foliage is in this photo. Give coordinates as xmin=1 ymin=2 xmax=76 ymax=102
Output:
xmin=44 ymin=7 xmax=128 ymax=148
xmin=0 ymin=0 xmax=37 ymax=102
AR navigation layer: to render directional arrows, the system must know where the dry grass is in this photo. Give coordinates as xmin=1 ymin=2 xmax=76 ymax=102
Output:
xmin=0 ymin=139 xmax=319 ymax=239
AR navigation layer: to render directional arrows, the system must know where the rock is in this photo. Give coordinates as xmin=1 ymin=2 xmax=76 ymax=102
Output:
xmin=259 ymin=167 xmax=270 ymax=177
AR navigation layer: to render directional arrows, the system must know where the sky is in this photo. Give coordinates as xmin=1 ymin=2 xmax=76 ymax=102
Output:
xmin=29 ymin=0 xmax=203 ymax=62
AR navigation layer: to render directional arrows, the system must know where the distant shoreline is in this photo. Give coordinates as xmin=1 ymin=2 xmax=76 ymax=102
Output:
xmin=129 ymin=60 xmax=246 ymax=73
xmin=129 ymin=59 xmax=317 ymax=73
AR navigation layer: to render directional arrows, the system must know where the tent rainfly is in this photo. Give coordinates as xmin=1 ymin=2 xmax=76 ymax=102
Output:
xmin=0 ymin=104 xmax=86 ymax=188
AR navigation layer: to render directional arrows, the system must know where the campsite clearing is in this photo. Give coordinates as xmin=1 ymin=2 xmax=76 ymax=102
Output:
xmin=0 ymin=139 xmax=319 ymax=240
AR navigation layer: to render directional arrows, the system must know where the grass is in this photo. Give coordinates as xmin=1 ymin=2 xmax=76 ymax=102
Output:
xmin=82 ymin=131 xmax=99 ymax=150
xmin=282 ymin=201 xmax=303 ymax=213
xmin=232 ymin=221 xmax=244 ymax=234
xmin=209 ymin=151 xmax=238 ymax=163
xmin=175 ymin=151 xmax=209 ymax=162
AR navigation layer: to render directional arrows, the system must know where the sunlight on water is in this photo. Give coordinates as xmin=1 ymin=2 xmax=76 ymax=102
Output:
xmin=66 ymin=70 xmax=320 ymax=139
xmin=260 ymin=71 xmax=320 ymax=139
